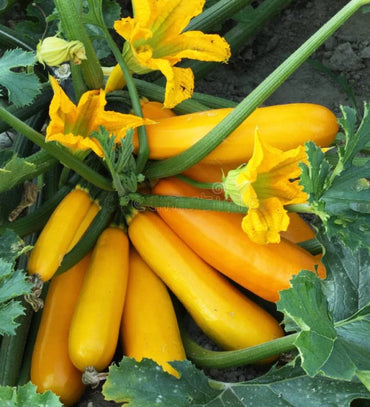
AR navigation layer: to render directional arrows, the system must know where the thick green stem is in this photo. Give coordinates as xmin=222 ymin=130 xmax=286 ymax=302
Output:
xmin=187 ymin=0 xmax=252 ymax=32
xmin=145 ymin=0 xmax=368 ymax=180
xmin=178 ymin=0 xmax=294 ymax=81
xmin=182 ymin=328 xmax=298 ymax=369
xmin=0 ymin=106 xmax=113 ymax=191
xmin=102 ymin=33 xmax=149 ymax=174
xmin=132 ymin=193 xmax=247 ymax=213
xmin=54 ymin=0 xmax=104 ymax=91
xmin=0 ymin=23 xmax=34 ymax=50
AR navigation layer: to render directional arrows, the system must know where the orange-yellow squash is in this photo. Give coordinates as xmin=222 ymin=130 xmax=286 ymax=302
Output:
xmin=30 ymin=254 xmax=90 ymax=406
xmin=121 ymin=248 xmax=186 ymax=377
xmin=127 ymin=210 xmax=284 ymax=353
xmin=68 ymin=226 xmax=129 ymax=372
xmin=136 ymin=103 xmax=338 ymax=164
xmin=28 ymin=186 xmax=99 ymax=282
xmin=153 ymin=177 xmax=325 ymax=302
xmin=140 ymin=98 xmax=177 ymax=119
xmin=281 ymin=213 xmax=316 ymax=243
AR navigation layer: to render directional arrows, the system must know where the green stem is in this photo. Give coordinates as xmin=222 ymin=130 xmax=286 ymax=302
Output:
xmin=103 ymin=34 xmax=149 ymax=174
xmin=176 ymin=174 xmax=221 ymax=190
xmin=145 ymin=0 xmax=369 ymax=180
xmin=298 ymin=238 xmax=322 ymax=255
xmin=187 ymin=0 xmax=294 ymax=81
xmin=54 ymin=0 xmax=104 ymax=91
xmin=0 ymin=22 xmax=35 ymax=50
xmin=186 ymin=0 xmax=252 ymax=32
xmin=134 ymin=79 xmax=212 ymax=112
xmin=132 ymin=193 xmax=247 ymax=213
xmin=182 ymin=327 xmax=297 ymax=369
xmin=0 ymin=301 xmax=34 ymax=386
xmin=0 ymin=106 xmax=113 ymax=191
xmin=285 ymin=203 xmax=313 ymax=213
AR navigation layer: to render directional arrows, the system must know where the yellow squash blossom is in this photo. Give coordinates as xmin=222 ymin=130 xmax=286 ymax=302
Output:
xmin=223 ymin=132 xmax=308 ymax=245
xmin=46 ymin=76 xmax=152 ymax=157
xmin=109 ymin=0 xmax=231 ymax=108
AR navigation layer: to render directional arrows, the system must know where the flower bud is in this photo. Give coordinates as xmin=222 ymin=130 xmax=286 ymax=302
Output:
xmin=222 ymin=165 xmax=248 ymax=207
xmin=36 ymin=37 xmax=86 ymax=67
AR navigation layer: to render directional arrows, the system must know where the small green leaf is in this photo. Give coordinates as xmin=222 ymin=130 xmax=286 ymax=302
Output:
xmin=0 ymin=49 xmax=41 ymax=107
xmin=0 ymin=381 xmax=63 ymax=406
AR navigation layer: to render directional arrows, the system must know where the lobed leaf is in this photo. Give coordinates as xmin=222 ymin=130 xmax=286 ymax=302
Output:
xmin=102 ymin=357 xmax=370 ymax=406
xmin=0 ymin=230 xmax=32 ymax=336
xmin=0 ymin=151 xmax=37 ymax=194
xmin=0 ymin=381 xmax=63 ymax=406
xmin=0 ymin=48 xmax=41 ymax=107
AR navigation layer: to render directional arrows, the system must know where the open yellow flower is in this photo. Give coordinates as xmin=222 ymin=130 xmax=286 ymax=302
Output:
xmin=46 ymin=76 xmax=152 ymax=157
xmin=109 ymin=0 xmax=231 ymax=108
xmin=223 ymin=132 xmax=308 ymax=245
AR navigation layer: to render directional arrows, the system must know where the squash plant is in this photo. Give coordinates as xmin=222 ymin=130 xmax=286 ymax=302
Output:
xmin=0 ymin=0 xmax=369 ymax=406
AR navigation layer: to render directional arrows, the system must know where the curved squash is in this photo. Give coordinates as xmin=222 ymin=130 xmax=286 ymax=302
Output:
xmin=127 ymin=210 xmax=284 ymax=354
xmin=153 ymin=177 xmax=325 ymax=302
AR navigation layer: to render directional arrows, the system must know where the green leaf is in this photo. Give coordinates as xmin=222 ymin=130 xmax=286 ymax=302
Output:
xmin=0 ymin=151 xmax=37 ymax=193
xmin=0 ymin=49 xmax=41 ymax=107
xmin=318 ymin=226 xmax=370 ymax=321
xmin=338 ymin=103 xmax=370 ymax=168
xmin=300 ymin=103 xmax=370 ymax=251
xmin=0 ymin=299 xmax=26 ymax=336
xmin=0 ymin=229 xmax=31 ymax=263
xmin=0 ymin=381 xmax=63 ymax=406
xmin=0 ymin=230 xmax=32 ymax=335
xmin=103 ymin=357 xmax=370 ymax=406
xmin=277 ymin=270 xmax=370 ymax=384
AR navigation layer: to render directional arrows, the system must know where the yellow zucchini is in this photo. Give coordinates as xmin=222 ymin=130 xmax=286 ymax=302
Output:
xmin=135 ymin=104 xmax=338 ymax=164
xmin=121 ymin=248 xmax=186 ymax=377
xmin=31 ymin=254 xmax=90 ymax=406
xmin=127 ymin=210 xmax=284 ymax=354
xmin=28 ymin=186 xmax=97 ymax=282
xmin=68 ymin=226 xmax=129 ymax=372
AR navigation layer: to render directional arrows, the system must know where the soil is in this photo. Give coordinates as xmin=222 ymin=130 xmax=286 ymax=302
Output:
xmin=75 ymin=1 xmax=370 ymax=406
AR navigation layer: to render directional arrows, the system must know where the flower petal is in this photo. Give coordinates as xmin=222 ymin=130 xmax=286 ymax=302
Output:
xmin=47 ymin=76 xmax=77 ymax=137
xmin=138 ymin=0 xmax=205 ymax=41
xmin=46 ymin=132 xmax=104 ymax=157
xmin=242 ymin=197 xmax=290 ymax=245
xmin=148 ymin=59 xmax=194 ymax=108
xmin=98 ymin=110 xmax=155 ymax=141
xmin=159 ymin=31 xmax=231 ymax=62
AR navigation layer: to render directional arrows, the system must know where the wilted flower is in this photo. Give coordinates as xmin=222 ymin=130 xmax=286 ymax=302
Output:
xmin=36 ymin=37 xmax=87 ymax=67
